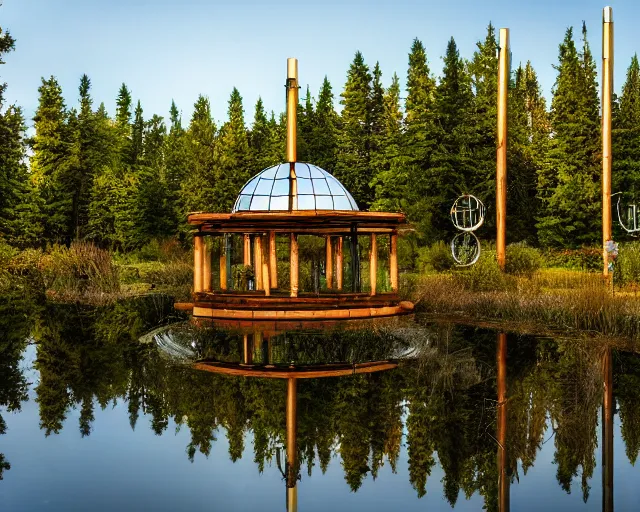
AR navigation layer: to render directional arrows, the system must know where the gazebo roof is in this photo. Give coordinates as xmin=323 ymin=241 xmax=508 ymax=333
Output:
xmin=232 ymin=162 xmax=359 ymax=213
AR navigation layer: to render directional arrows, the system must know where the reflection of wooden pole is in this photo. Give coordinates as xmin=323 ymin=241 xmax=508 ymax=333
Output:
xmin=269 ymin=231 xmax=278 ymax=289
xmin=496 ymin=28 xmax=509 ymax=271
xmin=254 ymin=236 xmax=263 ymax=290
xmin=243 ymin=234 xmax=251 ymax=266
xmin=497 ymin=332 xmax=509 ymax=512
xmin=336 ymin=236 xmax=343 ymax=290
xmin=203 ymin=240 xmax=211 ymax=291
xmin=326 ymin=236 xmax=333 ymax=289
xmin=220 ymin=240 xmax=227 ymax=290
xmin=286 ymin=377 xmax=297 ymax=486
xmin=369 ymin=234 xmax=377 ymax=296
xmin=602 ymin=346 xmax=614 ymax=512
xmin=390 ymin=233 xmax=398 ymax=293
xmin=602 ymin=7 xmax=614 ymax=278
xmin=194 ymin=235 xmax=203 ymax=293
xmin=290 ymin=234 xmax=299 ymax=297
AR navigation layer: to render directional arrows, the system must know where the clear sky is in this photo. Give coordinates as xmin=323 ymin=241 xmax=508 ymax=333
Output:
xmin=2 ymin=0 xmax=639 ymax=128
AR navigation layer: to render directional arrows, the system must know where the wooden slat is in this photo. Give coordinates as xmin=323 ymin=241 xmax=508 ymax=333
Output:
xmin=269 ymin=231 xmax=278 ymax=289
xmin=326 ymin=236 xmax=333 ymax=289
xmin=290 ymin=233 xmax=298 ymax=298
xmin=336 ymin=236 xmax=343 ymax=290
xmin=390 ymin=233 xmax=398 ymax=292
xmin=194 ymin=236 xmax=203 ymax=293
xmin=370 ymin=234 xmax=377 ymax=297
xmin=243 ymin=234 xmax=251 ymax=266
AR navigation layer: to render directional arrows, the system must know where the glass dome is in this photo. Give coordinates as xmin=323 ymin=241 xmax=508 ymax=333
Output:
xmin=232 ymin=162 xmax=359 ymax=212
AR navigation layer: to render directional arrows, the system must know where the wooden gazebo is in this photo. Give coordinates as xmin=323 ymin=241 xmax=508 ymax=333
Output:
xmin=187 ymin=58 xmax=413 ymax=321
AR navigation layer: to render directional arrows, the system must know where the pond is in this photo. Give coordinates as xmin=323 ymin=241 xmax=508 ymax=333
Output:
xmin=0 ymin=293 xmax=638 ymax=511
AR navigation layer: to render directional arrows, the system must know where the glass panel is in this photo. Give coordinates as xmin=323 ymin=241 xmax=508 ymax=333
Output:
xmin=346 ymin=191 xmax=359 ymax=210
xmin=296 ymin=177 xmax=313 ymax=195
xmin=312 ymin=178 xmax=330 ymax=195
xmin=242 ymin=175 xmax=260 ymax=195
xmin=271 ymin=179 xmax=289 ymax=196
xmin=315 ymin=195 xmax=334 ymax=209
xmin=236 ymin=195 xmax=252 ymax=211
xmin=260 ymin=165 xmax=278 ymax=179
xmin=326 ymin=175 xmax=346 ymax=195
xmin=309 ymin=164 xmax=324 ymax=178
xmin=298 ymin=195 xmax=316 ymax=209
xmin=333 ymin=195 xmax=352 ymax=210
xmin=270 ymin=195 xmax=289 ymax=210
xmin=250 ymin=195 xmax=270 ymax=210
xmin=294 ymin=162 xmax=310 ymax=178
xmin=254 ymin=178 xmax=274 ymax=195
xmin=275 ymin=164 xmax=290 ymax=178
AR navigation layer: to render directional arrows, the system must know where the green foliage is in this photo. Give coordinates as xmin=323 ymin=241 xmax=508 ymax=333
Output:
xmin=453 ymin=250 xmax=508 ymax=292
xmin=617 ymin=242 xmax=640 ymax=285
xmin=417 ymin=241 xmax=455 ymax=272
xmin=543 ymin=247 xmax=601 ymax=271
xmin=505 ymin=243 xmax=542 ymax=278
xmin=231 ymin=264 xmax=255 ymax=291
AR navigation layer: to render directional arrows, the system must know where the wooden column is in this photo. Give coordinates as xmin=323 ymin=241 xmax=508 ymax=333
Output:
xmin=242 ymin=334 xmax=253 ymax=365
xmin=290 ymin=233 xmax=299 ymax=297
xmin=497 ymin=332 xmax=509 ymax=512
xmin=496 ymin=28 xmax=509 ymax=271
xmin=225 ymin=235 xmax=233 ymax=290
xmin=602 ymin=7 xmax=614 ymax=279
xmin=269 ymin=231 xmax=278 ymax=289
xmin=390 ymin=233 xmax=399 ymax=293
xmin=243 ymin=234 xmax=251 ymax=266
xmin=326 ymin=236 xmax=333 ymax=289
xmin=336 ymin=236 xmax=343 ymax=290
xmin=219 ymin=239 xmax=227 ymax=290
xmin=350 ymin=225 xmax=359 ymax=292
xmin=254 ymin=236 xmax=263 ymax=290
xmin=202 ymin=240 xmax=212 ymax=292
xmin=262 ymin=236 xmax=270 ymax=297
xmin=193 ymin=235 xmax=203 ymax=293
xmin=369 ymin=234 xmax=377 ymax=296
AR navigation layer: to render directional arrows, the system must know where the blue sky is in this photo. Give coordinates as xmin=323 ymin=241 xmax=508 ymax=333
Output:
xmin=2 ymin=0 xmax=639 ymax=128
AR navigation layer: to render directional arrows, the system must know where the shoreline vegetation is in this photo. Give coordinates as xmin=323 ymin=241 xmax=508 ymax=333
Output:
xmin=5 ymin=237 xmax=640 ymax=344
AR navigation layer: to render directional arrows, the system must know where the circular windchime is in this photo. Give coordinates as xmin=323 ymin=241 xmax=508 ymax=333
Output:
xmin=450 ymin=194 xmax=484 ymax=266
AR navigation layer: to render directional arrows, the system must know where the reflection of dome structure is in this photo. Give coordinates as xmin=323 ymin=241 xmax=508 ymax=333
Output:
xmin=233 ymin=163 xmax=359 ymax=212
xmin=185 ymin=58 xmax=413 ymax=322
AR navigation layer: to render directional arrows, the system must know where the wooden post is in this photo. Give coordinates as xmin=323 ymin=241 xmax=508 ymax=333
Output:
xmin=219 ymin=239 xmax=227 ymax=290
xmin=254 ymin=236 xmax=263 ymax=290
xmin=262 ymin=237 xmax=271 ymax=297
xmin=193 ymin=235 xmax=203 ymax=293
xmin=326 ymin=236 xmax=333 ymax=289
xmin=242 ymin=334 xmax=253 ymax=365
xmin=350 ymin=225 xmax=359 ymax=292
xmin=602 ymin=7 xmax=614 ymax=279
xmin=336 ymin=236 xmax=343 ymax=290
xmin=269 ymin=231 xmax=278 ymax=289
xmin=390 ymin=233 xmax=399 ymax=293
xmin=243 ymin=234 xmax=251 ymax=266
xmin=203 ymin=239 xmax=212 ymax=292
xmin=369 ymin=234 xmax=377 ymax=296
xmin=290 ymin=233 xmax=299 ymax=297
xmin=225 ymin=234 xmax=233 ymax=290
xmin=496 ymin=28 xmax=509 ymax=271
xmin=497 ymin=332 xmax=509 ymax=512
xmin=602 ymin=346 xmax=614 ymax=512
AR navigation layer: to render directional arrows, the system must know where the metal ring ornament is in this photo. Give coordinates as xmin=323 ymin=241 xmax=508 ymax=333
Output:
xmin=450 ymin=195 xmax=485 ymax=232
xmin=450 ymin=232 xmax=481 ymax=267
xmin=615 ymin=193 xmax=640 ymax=235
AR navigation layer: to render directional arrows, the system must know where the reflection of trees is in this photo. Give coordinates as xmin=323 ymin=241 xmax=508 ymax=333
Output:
xmin=22 ymin=298 xmax=640 ymax=508
xmin=0 ymin=292 xmax=36 ymax=479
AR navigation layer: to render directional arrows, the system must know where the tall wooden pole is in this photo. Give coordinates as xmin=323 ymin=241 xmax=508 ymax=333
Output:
xmin=193 ymin=235 xmax=203 ymax=293
xmin=290 ymin=233 xmax=299 ymax=297
xmin=326 ymin=236 xmax=334 ymax=289
xmin=602 ymin=346 xmax=614 ymax=512
xmin=336 ymin=236 xmax=343 ymax=290
xmin=602 ymin=7 xmax=614 ymax=278
xmin=496 ymin=28 xmax=509 ymax=271
xmin=269 ymin=231 xmax=278 ymax=289
xmin=497 ymin=332 xmax=509 ymax=512
xmin=369 ymin=234 xmax=377 ymax=296
xmin=287 ymin=58 xmax=299 ymax=211
xmin=390 ymin=233 xmax=399 ymax=293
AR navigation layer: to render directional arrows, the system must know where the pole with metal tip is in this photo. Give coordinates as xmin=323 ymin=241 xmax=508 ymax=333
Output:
xmin=602 ymin=7 xmax=614 ymax=279
xmin=496 ymin=28 xmax=509 ymax=271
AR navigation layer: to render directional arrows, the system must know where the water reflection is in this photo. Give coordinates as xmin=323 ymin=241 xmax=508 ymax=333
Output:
xmin=1 ymin=294 xmax=640 ymax=510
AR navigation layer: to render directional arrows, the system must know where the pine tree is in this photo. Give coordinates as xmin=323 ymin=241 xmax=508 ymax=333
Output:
xmin=249 ymin=97 xmax=280 ymax=171
xmin=537 ymin=25 xmax=600 ymax=247
xmin=297 ymin=85 xmax=314 ymax=163
xmin=164 ymin=100 xmax=189 ymax=231
xmin=368 ymin=62 xmax=386 ymax=180
xmin=309 ymin=77 xmax=338 ymax=173
xmin=335 ymin=51 xmax=373 ymax=208
xmin=131 ymin=100 xmax=144 ymax=166
xmin=216 ymin=88 xmax=250 ymax=211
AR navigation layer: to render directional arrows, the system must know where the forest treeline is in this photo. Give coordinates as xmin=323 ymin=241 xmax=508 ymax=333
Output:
xmin=2 ymin=20 xmax=640 ymax=252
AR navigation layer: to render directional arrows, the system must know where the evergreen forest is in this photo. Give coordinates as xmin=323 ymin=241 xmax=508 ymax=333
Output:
xmin=2 ymin=20 xmax=640 ymax=254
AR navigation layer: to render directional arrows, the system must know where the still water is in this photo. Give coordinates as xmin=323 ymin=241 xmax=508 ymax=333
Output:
xmin=1 ymin=293 xmax=639 ymax=511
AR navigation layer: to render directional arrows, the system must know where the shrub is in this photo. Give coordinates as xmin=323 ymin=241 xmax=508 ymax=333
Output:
xmin=144 ymin=261 xmax=193 ymax=287
xmin=505 ymin=243 xmax=542 ymax=278
xmin=417 ymin=241 xmax=455 ymax=273
xmin=138 ymin=238 xmax=187 ymax=263
xmin=40 ymin=242 xmax=120 ymax=297
xmin=543 ymin=247 xmax=601 ymax=271
xmin=617 ymin=241 xmax=640 ymax=286
xmin=232 ymin=264 xmax=255 ymax=291
xmin=453 ymin=250 xmax=508 ymax=292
